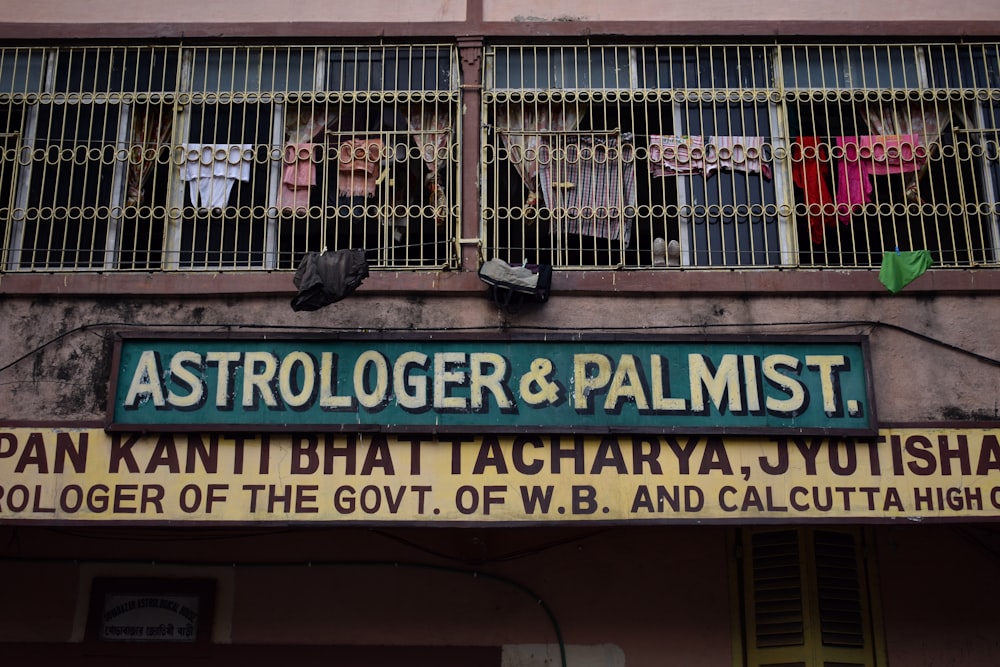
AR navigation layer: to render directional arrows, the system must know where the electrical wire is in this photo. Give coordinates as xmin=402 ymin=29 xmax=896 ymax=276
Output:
xmin=30 ymin=523 xmax=613 ymax=567
xmin=2 ymin=318 xmax=1000 ymax=376
xmin=0 ymin=553 xmax=568 ymax=667
xmin=367 ymin=526 xmax=615 ymax=566
xmin=1 ymin=315 xmax=996 ymax=665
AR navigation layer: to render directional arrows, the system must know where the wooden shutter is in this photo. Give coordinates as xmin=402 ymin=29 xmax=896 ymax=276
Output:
xmin=740 ymin=528 xmax=879 ymax=667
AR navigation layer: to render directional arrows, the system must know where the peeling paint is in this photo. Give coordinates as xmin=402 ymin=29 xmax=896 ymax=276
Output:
xmin=513 ymin=14 xmax=586 ymax=22
xmin=939 ymin=405 xmax=999 ymax=421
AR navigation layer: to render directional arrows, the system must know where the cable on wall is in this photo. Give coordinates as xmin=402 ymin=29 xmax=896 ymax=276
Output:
xmin=0 ymin=554 xmax=568 ymax=667
xmin=2 ymin=318 xmax=1000 ymax=377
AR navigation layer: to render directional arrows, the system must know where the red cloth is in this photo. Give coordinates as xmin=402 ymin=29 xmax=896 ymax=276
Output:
xmin=791 ymin=137 xmax=836 ymax=245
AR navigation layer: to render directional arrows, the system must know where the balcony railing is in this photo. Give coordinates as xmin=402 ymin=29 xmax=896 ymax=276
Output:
xmin=0 ymin=44 xmax=460 ymax=272
xmin=1 ymin=42 xmax=999 ymax=273
xmin=482 ymin=43 xmax=1000 ymax=270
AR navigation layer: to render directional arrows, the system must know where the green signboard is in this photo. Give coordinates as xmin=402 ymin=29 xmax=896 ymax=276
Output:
xmin=108 ymin=334 xmax=875 ymax=434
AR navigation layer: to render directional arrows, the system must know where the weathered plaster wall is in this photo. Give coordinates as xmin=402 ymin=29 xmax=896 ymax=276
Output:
xmin=0 ymin=0 xmax=998 ymax=36
xmin=0 ymin=525 xmax=735 ymax=667
xmin=877 ymin=524 xmax=1000 ymax=664
xmin=1 ymin=291 xmax=998 ymax=424
xmin=2 ymin=524 xmax=1000 ymax=667
xmin=484 ymin=0 xmax=1000 ymax=25
xmin=0 ymin=0 xmax=467 ymax=25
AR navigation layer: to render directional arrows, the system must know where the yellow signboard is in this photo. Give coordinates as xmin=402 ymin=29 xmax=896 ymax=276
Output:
xmin=1 ymin=428 xmax=999 ymax=523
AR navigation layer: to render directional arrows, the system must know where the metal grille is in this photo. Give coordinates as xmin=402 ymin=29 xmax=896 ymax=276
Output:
xmin=483 ymin=43 xmax=1000 ymax=269
xmin=3 ymin=42 xmax=999 ymax=273
xmin=0 ymin=44 xmax=459 ymax=272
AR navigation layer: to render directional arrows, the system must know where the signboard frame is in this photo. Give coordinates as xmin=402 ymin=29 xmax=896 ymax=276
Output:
xmin=84 ymin=576 xmax=215 ymax=655
xmin=105 ymin=331 xmax=877 ymax=436
xmin=3 ymin=427 xmax=1000 ymax=526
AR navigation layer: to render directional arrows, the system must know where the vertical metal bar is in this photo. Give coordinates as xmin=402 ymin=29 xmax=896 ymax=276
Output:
xmin=265 ymin=99 xmax=284 ymax=270
xmin=7 ymin=48 xmax=49 ymax=270
xmin=770 ymin=45 xmax=796 ymax=267
xmin=163 ymin=46 xmax=192 ymax=270
xmin=973 ymin=49 xmax=1000 ymax=263
xmin=673 ymin=101 xmax=692 ymax=266
xmin=105 ymin=97 xmax=131 ymax=270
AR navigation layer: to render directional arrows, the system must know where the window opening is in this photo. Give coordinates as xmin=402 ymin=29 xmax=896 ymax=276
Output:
xmin=785 ymin=44 xmax=1000 ymax=268
xmin=483 ymin=42 xmax=1000 ymax=270
xmin=0 ymin=44 xmax=459 ymax=273
xmin=737 ymin=527 xmax=881 ymax=667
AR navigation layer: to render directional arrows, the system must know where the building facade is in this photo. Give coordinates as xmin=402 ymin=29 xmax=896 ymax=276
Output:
xmin=1 ymin=2 xmax=1000 ymax=666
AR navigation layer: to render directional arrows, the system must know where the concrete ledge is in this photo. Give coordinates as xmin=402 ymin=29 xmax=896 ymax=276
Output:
xmin=3 ymin=268 xmax=1000 ymax=297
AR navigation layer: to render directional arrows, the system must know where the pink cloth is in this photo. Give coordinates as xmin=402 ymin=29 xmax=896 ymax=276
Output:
xmin=648 ymin=135 xmax=706 ymax=176
xmin=648 ymin=135 xmax=771 ymax=179
xmin=337 ymin=138 xmax=383 ymax=197
xmin=278 ymin=143 xmax=316 ymax=213
xmin=858 ymin=134 xmax=927 ymax=176
xmin=835 ymin=134 xmax=926 ymax=223
xmin=706 ymin=136 xmax=771 ymax=179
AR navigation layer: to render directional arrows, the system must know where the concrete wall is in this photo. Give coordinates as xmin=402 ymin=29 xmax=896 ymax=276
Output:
xmin=1 ymin=5 xmax=998 ymax=667
xmin=1 ymin=524 xmax=999 ymax=667
xmin=0 ymin=0 xmax=468 ymax=25
xmin=2 ymin=289 xmax=998 ymax=425
xmin=0 ymin=525 xmax=734 ymax=667
xmin=0 ymin=0 xmax=998 ymax=37
xmin=877 ymin=524 xmax=1000 ymax=664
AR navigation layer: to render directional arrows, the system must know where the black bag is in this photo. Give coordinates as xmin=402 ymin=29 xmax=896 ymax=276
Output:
xmin=290 ymin=249 xmax=370 ymax=311
xmin=478 ymin=258 xmax=552 ymax=313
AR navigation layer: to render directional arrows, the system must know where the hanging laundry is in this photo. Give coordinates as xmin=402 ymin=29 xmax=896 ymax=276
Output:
xmin=858 ymin=134 xmax=928 ymax=175
xmin=647 ymin=135 xmax=706 ymax=176
xmin=285 ymin=104 xmax=338 ymax=144
xmin=180 ymin=143 xmax=253 ymax=209
xmin=879 ymin=249 xmax=933 ymax=293
xmin=537 ymin=134 xmax=637 ymax=244
xmin=126 ymin=106 xmax=172 ymax=207
xmin=790 ymin=137 xmax=837 ymax=245
xmin=835 ymin=134 xmax=926 ymax=223
xmin=865 ymin=106 xmax=949 ymax=151
xmin=497 ymin=104 xmax=585 ymax=209
xmin=706 ymin=136 xmax=772 ymax=179
xmin=279 ymin=104 xmax=339 ymax=214
xmin=864 ymin=105 xmax=950 ymax=205
xmin=407 ymin=103 xmax=453 ymax=225
xmin=647 ymin=135 xmax=771 ymax=179
xmin=277 ymin=143 xmax=317 ymax=214
xmin=336 ymin=138 xmax=384 ymax=198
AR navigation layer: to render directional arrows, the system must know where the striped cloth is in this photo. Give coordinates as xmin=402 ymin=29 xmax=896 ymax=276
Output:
xmin=537 ymin=135 xmax=636 ymax=244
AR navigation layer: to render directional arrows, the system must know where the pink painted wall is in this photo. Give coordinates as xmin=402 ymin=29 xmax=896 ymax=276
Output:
xmin=877 ymin=524 xmax=1000 ymax=664
xmin=2 ymin=524 xmax=1000 ymax=666
xmin=484 ymin=0 xmax=1000 ymax=25
xmin=0 ymin=0 xmax=467 ymax=25
xmin=0 ymin=525 xmax=735 ymax=667
xmin=0 ymin=0 xmax=998 ymax=36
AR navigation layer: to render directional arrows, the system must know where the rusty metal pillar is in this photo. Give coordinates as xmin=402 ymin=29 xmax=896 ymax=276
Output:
xmin=457 ymin=34 xmax=484 ymax=272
